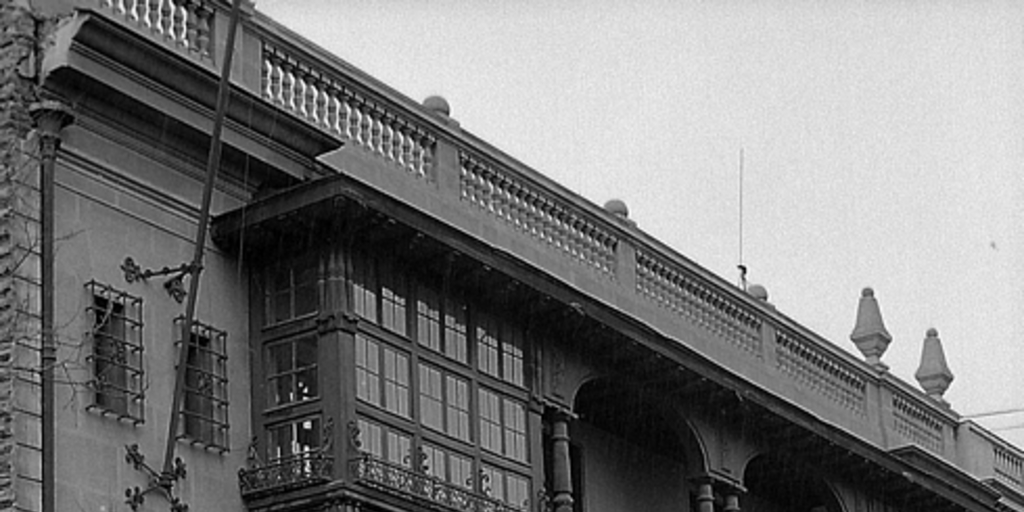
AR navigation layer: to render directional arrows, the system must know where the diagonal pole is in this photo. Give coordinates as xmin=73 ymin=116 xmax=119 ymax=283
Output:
xmin=161 ymin=0 xmax=245 ymax=476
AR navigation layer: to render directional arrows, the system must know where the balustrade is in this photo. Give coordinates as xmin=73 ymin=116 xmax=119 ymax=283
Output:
xmin=459 ymin=153 xmax=617 ymax=277
xmin=891 ymin=393 xmax=946 ymax=454
xmin=994 ymin=444 xmax=1024 ymax=489
xmin=261 ymin=44 xmax=435 ymax=178
xmin=96 ymin=0 xmax=214 ymax=59
xmin=635 ymin=250 xmax=761 ymax=355
xmin=775 ymin=330 xmax=867 ymax=415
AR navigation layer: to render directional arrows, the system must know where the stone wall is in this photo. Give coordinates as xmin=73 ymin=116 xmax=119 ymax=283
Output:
xmin=0 ymin=1 xmax=41 ymax=511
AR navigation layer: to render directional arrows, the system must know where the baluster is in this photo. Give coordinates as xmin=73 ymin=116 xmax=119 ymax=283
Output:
xmin=370 ymin=109 xmax=383 ymax=154
xmin=507 ymin=183 xmax=522 ymax=229
xmin=347 ymin=99 xmax=363 ymax=143
xmin=174 ymin=1 xmax=187 ymax=45
xmin=261 ymin=55 xmax=274 ymax=101
xmin=325 ymin=90 xmax=340 ymax=135
xmin=358 ymin=104 xmax=373 ymax=148
xmin=421 ymin=135 xmax=434 ymax=177
xmin=162 ymin=0 xmax=175 ymax=40
xmin=184 ymin=0 xmax=198 ymax=51
xmin=401 ymin=129 xmax=414 ymax=171
xmin=196 ymin=5 xmax=212 ymax=58
xmin=392 ymin=125 xmax=406 ymax=166
xmin=282 ymin=66 xmax=296 ymax=112
xmin=146 ymin=0 xmax=160 ymax=31
xmin=317 ymin=81 xmax=332 ymax=130
xmin=105 ymin=0 xmax=118 ymax=12
xmin=337 ymin=92 xmax=352 ymax=139
xmin=293 ymin=71 xmax=307 ymax=118
xmin=381 ymin=116 xmax=394 ymax=161
xmin=409 ymin=133 xmax=423 ymax=176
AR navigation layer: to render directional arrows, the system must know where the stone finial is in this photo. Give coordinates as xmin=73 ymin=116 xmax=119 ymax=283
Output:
xmin=604 ymin=199 xmax=628 ymax=218
xmin=748 ymin=284 xmax=768 ymax=301
xmin=423 ymin=95 xmax=451 ymax=117
xmin=915 ymin=328 xmax=953 ymax=406
xmin=850 ymin=287 xmax=892 ymax=370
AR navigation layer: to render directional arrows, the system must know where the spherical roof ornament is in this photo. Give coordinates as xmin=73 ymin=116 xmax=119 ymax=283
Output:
xmin=748 ymin=284 xmax=768 ymax=301
xmin=423 ymin=95 xmax=451 ymax=117
xmin=604 ymin=199 xmax=629 ymax=219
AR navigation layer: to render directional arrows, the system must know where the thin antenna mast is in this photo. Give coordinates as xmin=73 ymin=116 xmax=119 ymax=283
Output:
xmin=738 ymin=148 xmax=747 ymax=290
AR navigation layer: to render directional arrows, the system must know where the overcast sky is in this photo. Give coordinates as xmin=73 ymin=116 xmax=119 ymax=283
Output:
xmin=257 ymin=0 xmax=1024 ymax=448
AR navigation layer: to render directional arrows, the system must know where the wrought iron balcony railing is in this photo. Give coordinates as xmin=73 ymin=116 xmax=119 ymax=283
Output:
xmin=350 ymin=455 xmax=525 ymax=512
xmin=238 ymin=452 xmax=333 ymax=500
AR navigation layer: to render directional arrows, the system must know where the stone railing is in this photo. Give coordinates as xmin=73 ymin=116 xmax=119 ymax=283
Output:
xmin=635 ymin=249 xmax=761 ymax=355
xmin=351 ymin=455 xmax=524 ymax=512
xmin=460 ymin=152 xmax=618 ymax=277
xmin=993 ymin=443 xmax=1024 ymax=489
xmin=889 ymin=392 xmax=947 ymax=455
xmin=93 ymin=0 xmax=216 ymax=61
xmin=774 ymin=328 xmax=868 ymax=416
xmin=260 ymin=43 xmax=435 ymax=178
xmin=238 ymin=452 xmax=334 ymax=500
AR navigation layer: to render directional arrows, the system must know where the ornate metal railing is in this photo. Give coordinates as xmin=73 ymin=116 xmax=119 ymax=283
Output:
xmin=238 ymin=452 xmax=333 ymax=499
xmin=351 ymin=455 xmax=523 ymax=512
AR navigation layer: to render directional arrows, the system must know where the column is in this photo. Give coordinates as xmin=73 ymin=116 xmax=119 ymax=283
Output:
xmin=695 ymin=480 xmax=715 ymax=512
xmin=723 ymin=491 xmax=741 ymax=512
xmin=550 ymin=408 xmax=574 ymax=512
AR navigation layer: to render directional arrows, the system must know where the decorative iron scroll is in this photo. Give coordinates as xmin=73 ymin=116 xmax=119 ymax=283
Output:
xmin=238 ymin=419 xmax=335 ymax=499
xmin=350 ymin=454 xmax=524 ymax=512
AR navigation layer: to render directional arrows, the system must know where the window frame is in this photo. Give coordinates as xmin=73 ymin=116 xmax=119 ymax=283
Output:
xmin=175 ymin=316 xmax=229 ymax=452
xmin=85 ymin=280 xmax=145 ymax=424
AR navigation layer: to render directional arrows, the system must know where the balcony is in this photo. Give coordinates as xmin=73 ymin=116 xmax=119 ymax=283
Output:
xmin=350 ymin=455 xmax=524 ymax=512
xmin=237 ymin=452 xmax=334 ymax=500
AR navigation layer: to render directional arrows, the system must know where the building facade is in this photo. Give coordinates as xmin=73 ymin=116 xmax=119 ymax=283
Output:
xmin=2 ymin=1 xmax=1023 ymax=512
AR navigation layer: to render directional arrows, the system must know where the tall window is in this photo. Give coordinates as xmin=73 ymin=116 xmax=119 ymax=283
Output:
xmin=177 ymin=317 xmax=228 ymax=451
xmin=356 ymin=418 xmax=411 ymax=468
xmin=476 ymin=313 xmax=524 ymax=386
xmin=418 ymin=364 xmax=471 ymax=442
xmin=380 ymin=267 xmax=407 ymax=335
xmin=482 ymin=466 xmax=530 ymax=509
xmin=265 ymin=257 xmax=318 ymax=325
xmin=479 ymin=388 xmax=527 ymax=462
xmin=86 ymin=281 xmax=144 ymax=423
xmin=268 ymin=416 xmax=321 ymax=461
xmin=356 ymin=334 xmax=409 ymax=418
xmin=421 ymin=444 xmax=473 ymax=489
xmin=352 ymin=252 xmax=377 ymax=321
xmin=416 ymin=285 xmax=469 ymax=365
xmin=267 ymin=337 xmax=318 ymax=408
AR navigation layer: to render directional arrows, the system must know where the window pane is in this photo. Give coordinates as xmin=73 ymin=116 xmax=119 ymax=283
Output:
xmin=295 ymin=337 xmax=318 ymax=368
xmin=420 ymin=364 xmax=444 ymax=432
xmin=444 ymin=297 xmax=467 ymax=364
xmin=268 ymin=343 xmax=292 ymax=375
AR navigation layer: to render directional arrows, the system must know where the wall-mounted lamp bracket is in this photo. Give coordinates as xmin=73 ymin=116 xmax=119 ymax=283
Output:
xmin=124 ymin=444 xmax=188 ymax=512
xmin=121 ymin=257 xmax=201 ymax=303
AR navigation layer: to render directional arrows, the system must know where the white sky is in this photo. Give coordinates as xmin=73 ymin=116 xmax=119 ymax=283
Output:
xmin=257 ymin=0 xmax=1024 ymax=448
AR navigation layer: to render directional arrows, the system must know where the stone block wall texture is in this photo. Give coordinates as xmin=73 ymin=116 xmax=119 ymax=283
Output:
xmin=0 ymin=1 xmax=42 ymax=511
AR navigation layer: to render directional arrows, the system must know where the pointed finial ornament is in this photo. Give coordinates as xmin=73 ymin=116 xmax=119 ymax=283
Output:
xmin=850 ymin=287 xmax=893 ymax=371
xmin=915 ymin=328 xmax=954 ymax=407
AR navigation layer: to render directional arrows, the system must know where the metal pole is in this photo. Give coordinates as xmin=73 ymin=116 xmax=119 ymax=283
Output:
xmin=161 ymin=0 xmax=244 ymax=474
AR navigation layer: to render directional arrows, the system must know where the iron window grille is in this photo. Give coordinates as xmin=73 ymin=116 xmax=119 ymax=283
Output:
xmin=174 ymin=316 xmax=229 ymax=452
xmin=85 ymin=280 xmax=145 ymax=424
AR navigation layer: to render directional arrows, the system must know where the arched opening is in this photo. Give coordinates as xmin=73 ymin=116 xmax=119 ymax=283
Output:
xmin=558 ymin=378 xmax=703 ymax=512
xmin=743 ymin=453 xmax=844 ymax=512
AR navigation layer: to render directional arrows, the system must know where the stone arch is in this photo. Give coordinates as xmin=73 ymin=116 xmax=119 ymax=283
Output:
xmin=740 ymin=452 xmax=845 ymax=512
xmin=572 ymin=377 xmax=709 ymax=476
